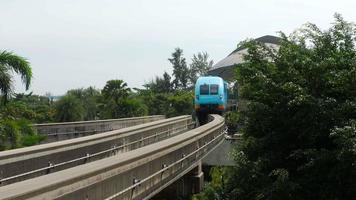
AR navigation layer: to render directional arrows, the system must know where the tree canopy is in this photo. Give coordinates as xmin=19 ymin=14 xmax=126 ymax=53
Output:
xmin=144 ymin=71 xmax=172 ymax=93
xmin=55 ymin=94 xmax=84 ymax=122
xmin=189 ymin=52 xmax=214 ymax=84
xmin=221 ymin=14 xmax=356 ymax=200
xmin=0 ymin=51 xmax=32 ymax=103
xmin=169 ymin=48 xmax=190 ymax=90
xmin=0 ymin=51 xmax=46 ymax=150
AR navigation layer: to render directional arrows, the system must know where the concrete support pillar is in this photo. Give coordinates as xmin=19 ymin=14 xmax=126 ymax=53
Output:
xmin=152 ymin=162 xmax=204 ymax=199
xmin=191 ymin=161 xmax=204 ymax=194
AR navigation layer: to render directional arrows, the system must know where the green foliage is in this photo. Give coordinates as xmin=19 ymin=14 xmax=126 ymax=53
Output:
xmin=12 ymin=93 xmax=55 ymax=123
xmin=102 ymin=80 xmax=130 ymax=104
xmin=141 ymin=47 xmax=209 ymax=117
xmin=0 ymin=50 xmax=50 ymax=150
xmin=67 ymin=87 xmax=100 ymax=120
xmin=0 ymin=101 xmax=37 ymax=120
xmin=148 ymin=49 xmax=214 ymax=92
xmin=0 ymin=48 xmax=209 ymax=150
xmin=55 ymin=94 xmax=85 ymax=122
xmin=193 ymin=167 xmax=230 ymax=200
xmin=136 ymin=90 xmax=193 ymax=117
xmin=142 ymin=92 xmax=170 ymax=115
xmin=55 ymin=87 xmax=101 ymax=122
xmin=99 ymin=79 xmax=148 ymax=119
xmin=224 ymin=111 xmax=239 ymax=134
xmin=0 ymin=119 xmax=44 ymax=151
xmin=144 ymin=71 xmax=172 ymax=93
xmin=166 ymin=91 xmax=193 ymax=117
xmin=0 ymin=94 xmax=55 ymax=128
xmin=0 ymin=119 xmax=21 ymax=150
xmin=223 ymin=14 xmax=356 ymax=199
xmin=0 ymin=51 xmax=32 ymax=103
xmin=120 ymin=97 xmax=148 ymax=117
xmin=170 ymin=48 xmax=190 ymax=90
xmin=21 ymin=134 xmax=46 ymax=147
xmin=189 ymin=52 xmax=214 ymax=84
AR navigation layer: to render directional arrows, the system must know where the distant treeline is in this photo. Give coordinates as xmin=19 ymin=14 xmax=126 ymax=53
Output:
xmin=0 ymin=48 xmax=214 ymax=150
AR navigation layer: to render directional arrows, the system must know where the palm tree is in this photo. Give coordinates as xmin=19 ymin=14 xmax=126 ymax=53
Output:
xmin=55 ymin=95 xmax=85 ymax=122
xmin=0 ymin=51 xmax=32 ymax=103
xmin=101 ymin=80 xmax=131 ymax=118
xmin=102 ymin=80 xmax=130 ymax=105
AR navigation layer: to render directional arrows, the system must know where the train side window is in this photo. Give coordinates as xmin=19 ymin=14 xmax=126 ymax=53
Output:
xmin=210 ymin=84 xmax=219 ymax=95
xmin=200 ymin=84 xmax=209 ymax=95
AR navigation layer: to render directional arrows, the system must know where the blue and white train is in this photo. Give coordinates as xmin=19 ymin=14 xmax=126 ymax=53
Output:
xmin=194 ymin=76 xmax=228 ymax=123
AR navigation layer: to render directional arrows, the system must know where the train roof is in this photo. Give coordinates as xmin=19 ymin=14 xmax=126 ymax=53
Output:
xmin=196 ymin=76 xmax=224 ymax=84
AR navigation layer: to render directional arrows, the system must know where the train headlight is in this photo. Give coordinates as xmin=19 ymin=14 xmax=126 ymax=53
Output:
xmin=219 ymin=95 xmax=223 ymax=99
xmin=196 ymin=95 xmax=199 ymax=100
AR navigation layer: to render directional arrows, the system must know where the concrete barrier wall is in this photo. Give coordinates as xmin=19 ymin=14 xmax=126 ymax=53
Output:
xmin=33 ymin=115 xmax=165 ymax=143
xmin=0 ymin=115 xmax=224 ymax=200
xmin=0 ymin=116 xmax=192 ymax=185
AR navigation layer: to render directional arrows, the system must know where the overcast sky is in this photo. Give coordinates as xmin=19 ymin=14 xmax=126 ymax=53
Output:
xmin=1 ymin=0 xmax=355 ymax=95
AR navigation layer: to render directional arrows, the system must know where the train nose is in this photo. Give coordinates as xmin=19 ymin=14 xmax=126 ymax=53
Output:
xmin=217 ymin=105 xmax=225 ymax=110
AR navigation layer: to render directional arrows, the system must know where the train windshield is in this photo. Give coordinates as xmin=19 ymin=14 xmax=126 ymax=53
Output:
xmin=210 ymin=84 xmax=219 ymax=95
xmin=200 ymin=84 xmax=209 ymax=95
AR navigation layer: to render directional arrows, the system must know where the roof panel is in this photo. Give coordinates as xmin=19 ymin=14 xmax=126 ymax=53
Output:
xmin=208 ymin=35 xmax=281 ymax=80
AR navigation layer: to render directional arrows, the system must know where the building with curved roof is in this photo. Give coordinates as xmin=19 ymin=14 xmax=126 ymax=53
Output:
xmin=208 ymin=35 xmax=281 ymax=80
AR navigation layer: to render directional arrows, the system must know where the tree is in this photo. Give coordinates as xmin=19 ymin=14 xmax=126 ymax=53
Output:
xmin=144 ymin=71 xmax=172 ymax=93
xmin=0 ymin=51 xmax=32 ymax=103
xmin=55 ymin=95 xmax=85 ymax=122
xmin=100 ymin=79 xmax=135 ymax=119
xmin=12 ymin=93 xmax=55 ymax=123
xmin=67 ymin=87 xmax=100 ymax=120
xmin=102 ymin=80 xmax=130 ymax=105
xmin=119 ymin=97 xmax=148 ymax=117
xmin=193 ymin=167 xmax=229 ymax=200
xmin=222 ymin=14 xmax=356 ymax=199
xmin=169 ymin=48 xmax=190 ymax=90
xmin=162 ymin=71 xmax=172 ymax=91
xmin=189 ymin=52 xmax=214 ymax=84
xmin=0 ymin=51 xmax=46 ymax=149
xmin=0 ymin=118 xmax=44 ymax=151
xmin=166 ymin=91 xmax=193 ymax=117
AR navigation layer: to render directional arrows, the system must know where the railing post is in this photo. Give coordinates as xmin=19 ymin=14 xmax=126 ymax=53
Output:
xmin=46 ymin=161 xmax=53 ymax=174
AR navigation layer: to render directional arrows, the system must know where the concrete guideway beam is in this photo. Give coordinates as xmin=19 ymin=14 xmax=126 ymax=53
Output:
xmin=0 ymin=115 xmax=192 ymax=185
xmin=33 ymin=115 xmax=165 ymax=143
xmin=0 ymin=115 xmax=225 ymax=200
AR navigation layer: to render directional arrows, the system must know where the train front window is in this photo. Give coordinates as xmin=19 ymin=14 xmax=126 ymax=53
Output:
xmin=200 ymin=84 xmax=209 ymax=95
xmin=210 ymin=84 xmax=219 ymax=95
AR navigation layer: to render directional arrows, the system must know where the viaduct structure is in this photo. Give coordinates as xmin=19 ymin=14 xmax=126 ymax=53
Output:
xmin=0 ymin=115 xmax=226 ymax=199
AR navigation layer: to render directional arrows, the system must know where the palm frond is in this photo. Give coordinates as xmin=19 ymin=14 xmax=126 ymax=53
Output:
xmin=0 ymin=64 xmax=13 ymax=103
xmin=0 ymin=51 xmax=32 ymax=90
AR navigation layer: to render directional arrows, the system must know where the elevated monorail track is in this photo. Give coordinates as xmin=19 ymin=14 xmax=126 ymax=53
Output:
xmin=33 ymin=115 xmax=165 ymax=143
xmin=0 ymin=115 xmax=225 ymax=200
xmin=0 ymin=116 xmax=192 ymax=185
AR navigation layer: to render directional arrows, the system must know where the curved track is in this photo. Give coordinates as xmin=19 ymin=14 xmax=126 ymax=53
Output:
xmin=34 ymin=115 xmax=164 ymax=143
xmin=0 ymin=115 xmax=225 ymax=200
xmin=0 ymin=116 xmax=192 ymax=185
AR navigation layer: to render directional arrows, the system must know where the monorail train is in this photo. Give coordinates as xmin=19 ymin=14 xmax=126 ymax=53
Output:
xmin=194 ymin=76 xmax=228 ymax=123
